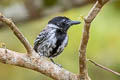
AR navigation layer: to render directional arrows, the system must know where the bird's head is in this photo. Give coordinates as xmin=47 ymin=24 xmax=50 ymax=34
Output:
xmin=48 ymin=16 xmax=81 ymax=32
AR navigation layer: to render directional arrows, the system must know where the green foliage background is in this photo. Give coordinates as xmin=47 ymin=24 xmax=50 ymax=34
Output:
xmin=0 ymin=3 xmax=120 ymax=80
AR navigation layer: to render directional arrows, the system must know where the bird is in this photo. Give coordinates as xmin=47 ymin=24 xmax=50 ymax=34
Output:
xmin=34 ymin=16 xmax=81 ymax=67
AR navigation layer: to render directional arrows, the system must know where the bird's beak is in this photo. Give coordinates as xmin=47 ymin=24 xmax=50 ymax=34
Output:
xmin=68 ymin=20 xmax=81 ymax=26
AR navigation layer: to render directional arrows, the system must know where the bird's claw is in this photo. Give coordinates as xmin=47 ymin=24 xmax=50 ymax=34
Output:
xmin=55 ymin=63 xmax=62 ymax=68
xmin=50 ymin=58 xmax=62 ymax=68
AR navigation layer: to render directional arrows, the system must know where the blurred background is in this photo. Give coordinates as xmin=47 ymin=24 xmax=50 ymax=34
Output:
xmin=0 ymin=0 xmax=120 ymax=80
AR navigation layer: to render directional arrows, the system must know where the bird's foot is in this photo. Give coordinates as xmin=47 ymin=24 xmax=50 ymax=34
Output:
xmin=55 ymin=63 xmax=62 ymax=68
xmin=50 ymin=58 xmax=62 ymax=68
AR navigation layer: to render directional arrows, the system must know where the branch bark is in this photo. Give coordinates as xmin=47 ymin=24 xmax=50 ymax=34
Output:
xmin=79 ymin=0 xmax=109 ymax=80
xmin=0 ymin=13 xmax=33 ymax=54
xmin=0 ymin=48 xmax=79 ymax=80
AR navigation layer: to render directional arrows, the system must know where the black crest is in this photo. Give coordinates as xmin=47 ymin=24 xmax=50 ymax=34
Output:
xmin=48 ymin=16 xmax=70 ymax=25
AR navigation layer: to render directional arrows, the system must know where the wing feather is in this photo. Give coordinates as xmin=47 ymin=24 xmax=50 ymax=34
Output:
xmin=34 ymin=30 xmax=48 ymax=52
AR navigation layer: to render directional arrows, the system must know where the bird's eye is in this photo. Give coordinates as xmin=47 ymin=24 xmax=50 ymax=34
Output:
xmin=61 ymin=22 xmax=66 ymax=26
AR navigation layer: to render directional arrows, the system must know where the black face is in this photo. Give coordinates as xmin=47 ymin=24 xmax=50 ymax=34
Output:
xmin=48 ymin=16 xmax=81 ymax=31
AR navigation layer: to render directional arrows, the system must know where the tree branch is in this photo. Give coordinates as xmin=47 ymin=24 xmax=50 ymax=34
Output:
xmin=88 ymin=59 xmax=120 ymax=76
xmin=79 ymin=0 xmax=109 ymax=80
xmin=0 ymin=48 xmax=79 ymax=80
xmin=0 ymin=13 xmax=33 ymax=54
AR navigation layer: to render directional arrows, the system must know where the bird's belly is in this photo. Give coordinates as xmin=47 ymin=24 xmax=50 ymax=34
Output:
xmin=37 ymin=35 xmax=57 ymax=57
xmin=49 ymin=36 xmax=68 ymax=58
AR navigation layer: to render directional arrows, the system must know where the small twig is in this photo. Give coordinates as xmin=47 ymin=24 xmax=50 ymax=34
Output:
xmin=79 ymin=0 xmax=109 ymax=80
xmin=88 ymin=59 xmax=120 ymax=76
xmin=0 ymin=13 xmax=33 ymax=54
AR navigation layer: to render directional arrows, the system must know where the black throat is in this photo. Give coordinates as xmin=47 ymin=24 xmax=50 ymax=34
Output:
xmin=48 ymin=29 xmax=67 ymax=57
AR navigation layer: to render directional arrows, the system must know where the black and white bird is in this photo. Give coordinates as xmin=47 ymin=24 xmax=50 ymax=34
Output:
xmin=34 ymin=16 xmax=81 ymax=66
